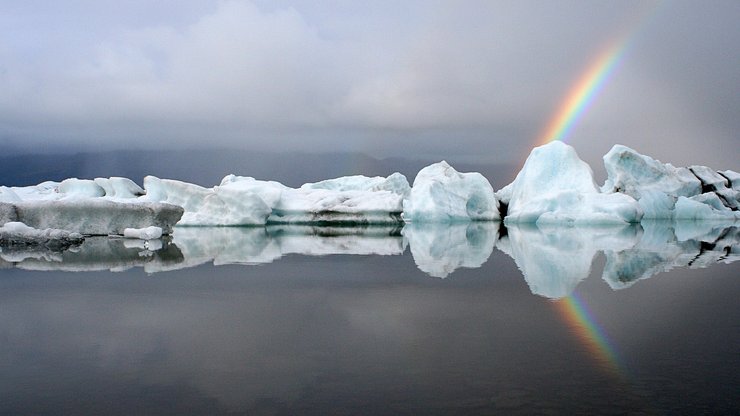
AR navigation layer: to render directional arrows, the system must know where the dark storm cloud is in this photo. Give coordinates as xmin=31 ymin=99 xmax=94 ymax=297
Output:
xmin=0 ymin=0 xmax=737 ymax=169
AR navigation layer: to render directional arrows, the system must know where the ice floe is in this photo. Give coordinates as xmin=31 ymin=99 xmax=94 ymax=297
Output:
xmin=503 ymin=142 xmax=643 ymax=225
xmin=601 ymin=145 xmax=739 ymax=220
xmin=402 ymin=161 xmax=499 ymax=222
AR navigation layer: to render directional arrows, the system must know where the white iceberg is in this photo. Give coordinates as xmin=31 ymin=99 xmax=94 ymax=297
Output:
xmin=602 ymin=145 xmax=739 ymax=219
xmin=141 ymin=176 xmax=280 ymax=226
xmin=1 ymin=178 xmax=183 ymax=235
xmin=142 ymin=173 xmax=408 ymax=226
xmin=503 ymin=142 xmax=642 ymax=225
xmin=93 ymin=177 xmax=145 ymax=199
xmin=58 ymin=178 xmax=106 ymax=198
xmin=301 ymin=172 xmax=410 ymax=194
xmin=402 ymin=161 xmax=499 ymax=222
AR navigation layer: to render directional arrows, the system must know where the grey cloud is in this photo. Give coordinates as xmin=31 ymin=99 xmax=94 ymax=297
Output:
xmin=0 ymin=0 xmax=737 ymax=170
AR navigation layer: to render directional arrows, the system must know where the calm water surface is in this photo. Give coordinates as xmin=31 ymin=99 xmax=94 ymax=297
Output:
xmin=0 ymin=223 xmax=738 ymax=415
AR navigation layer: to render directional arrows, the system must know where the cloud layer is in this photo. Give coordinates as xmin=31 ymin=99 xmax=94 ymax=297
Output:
xmin=1 ymin=0 xmax=738 ymax=169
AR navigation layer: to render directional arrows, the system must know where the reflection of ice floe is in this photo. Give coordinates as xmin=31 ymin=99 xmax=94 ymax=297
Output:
xmin=402 ymin=222 xmax=498 ymax=278
xmin=2 ymin=221 xmax=737 ymax=290
xmin=602 ymin=221 xmax=740 ymax=290
xmin=0 ymin=226 xmax=407 ymax=273
xmin=164 ymin=227 xmax=281 ymax=270
xmin=4 ymin=237 xmax=184 ymax=273
xmin=156 ymin=225 xmax=407 ymax=271
xmin=498 ymin=224 xmax=640 ymax=299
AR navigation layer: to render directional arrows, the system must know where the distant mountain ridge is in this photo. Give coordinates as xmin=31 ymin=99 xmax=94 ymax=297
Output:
xmin=0 ymin=149 xmax=517 ymax=190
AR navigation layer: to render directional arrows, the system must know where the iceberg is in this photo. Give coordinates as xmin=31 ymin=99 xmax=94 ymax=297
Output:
xmin=402 ymin=161 xmax=499 ymax=222
xmin=142 ymin=173 xmax=408 ymax=226
xmin=141 ymin=176 xmax=280 ymax=226
xmin=503 ymin=142 xmax=642 ymax=225
xmin=1 ymin=177 xmax=184 ymax=235
xmin=602 ymin=145 xmax=739 ymax=219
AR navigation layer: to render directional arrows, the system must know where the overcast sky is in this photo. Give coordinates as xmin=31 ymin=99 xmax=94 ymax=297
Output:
xmin=1 ymin=0 xmax=738 ymax=170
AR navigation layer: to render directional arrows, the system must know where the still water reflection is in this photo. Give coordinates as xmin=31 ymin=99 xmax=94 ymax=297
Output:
xmin=0 ymin=222 xmax=737 ymax=414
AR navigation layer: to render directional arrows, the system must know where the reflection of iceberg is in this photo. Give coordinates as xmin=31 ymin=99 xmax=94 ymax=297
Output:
xmin=2 ymin=220 xmax=737 ymax=289
xmin=402 ymin=222 xmax=498 ymax=278
xmin=164 ymin=227 xmax=282 ymax=269
xmin=154 ymin=225 xmax=406 ymax=271
xmin=498 ymin=224 xmax=640 ymax=299
xmin=4 ymin=237 xmax=184 ymax=273
xmin=602 ymin=221 xmax=740 ymax=289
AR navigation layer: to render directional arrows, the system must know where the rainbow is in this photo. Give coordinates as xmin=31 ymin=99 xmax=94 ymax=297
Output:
xmin=554 ymin=293 xmax=624 ymax=378
xmin=540 ymin=4 xmax=664 ymax=378
xmin=536 ymin=2 xmax=663 ymax=146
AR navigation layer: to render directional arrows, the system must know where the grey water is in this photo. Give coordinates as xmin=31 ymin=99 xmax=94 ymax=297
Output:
xmin=0 ymin=222 xmax=738 ymax=415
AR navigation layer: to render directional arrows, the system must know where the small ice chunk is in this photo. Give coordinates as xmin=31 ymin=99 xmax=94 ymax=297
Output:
xmin=674 ymin=196 xmax=740 ymax=220
xmin=403 ymin=161 xmax=499 ymax=222
xmin=720 ymin=170 xmax=740 ymax=190
xmin=94 ymin=177 xmax=145 ymax=198
xmin=302 ymin=172 xmax=410 ymax=196
xmin=123 ymin=226 xmax=163 ymax=240
xmin=58 ymin=179 xmax=106 ymax=198
xmin=494 ymin=182 xmax=513 ymax=206
xmin=690 ymin=193 xmax=731 ymax=212
xmin=690 ymin=166 xmax=729 ymax=190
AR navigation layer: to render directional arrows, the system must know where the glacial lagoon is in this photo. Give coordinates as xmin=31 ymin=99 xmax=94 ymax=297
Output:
xmin=1 ymin=221 xmax=738 ymax=414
